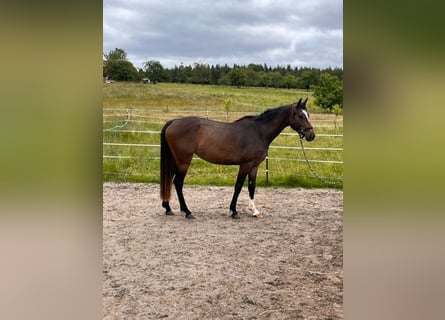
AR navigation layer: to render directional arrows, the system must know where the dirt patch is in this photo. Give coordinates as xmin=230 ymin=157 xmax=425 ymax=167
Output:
xmin=103 ymin=183 xmax=343 ymax=319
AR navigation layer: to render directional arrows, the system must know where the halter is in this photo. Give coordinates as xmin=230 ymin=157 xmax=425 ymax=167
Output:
xmin=298 ymin=126 xmax=314 ymax=139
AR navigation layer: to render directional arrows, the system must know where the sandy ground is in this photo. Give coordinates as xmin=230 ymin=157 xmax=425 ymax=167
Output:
xmin=103 ymin=183 xmax=343 ymax=319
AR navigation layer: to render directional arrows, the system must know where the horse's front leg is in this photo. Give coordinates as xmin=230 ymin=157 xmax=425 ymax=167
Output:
xmin=229 ymin=169 xmax=248 ymax=219
xmin=247 ymin=166 xmax=262 ymax=217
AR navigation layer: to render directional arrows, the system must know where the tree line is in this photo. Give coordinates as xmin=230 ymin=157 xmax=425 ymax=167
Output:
xmin=103 ymin=48 xmax=343 ymax=110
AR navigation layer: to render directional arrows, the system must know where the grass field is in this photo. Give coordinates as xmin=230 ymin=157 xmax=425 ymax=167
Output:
xmin=103 ymin=82 xmax=343 ymax=188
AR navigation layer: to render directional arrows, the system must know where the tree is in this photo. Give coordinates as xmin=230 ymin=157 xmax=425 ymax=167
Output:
xmin=143 ymin=60 xmax=167 ymax=82
xmin=227 ymin=68 xmax=247 ymax=87
xmin=103 ymin=48 xmax=140 ymax=81
xmin=173 ymin=63 xmax=190 ymax=83
xmin=222 ymin=99 xmax=232 ymax=120
xmin=244 ymin=68 xmax=261 ymax=87
xmin=189 ymin=63 xmax=211 ymax=84
xmin=313 ymin=73 xmax=343 ymax=111
xmin=281 ymin=74 xmax=298 ymax=89
xmin=104 ymin=48 xmax=127 ymax=61
xmin=297 ymin=69 xmax=320 ymax=90
xmin=331 ymin=104 xmax=342 ymax=131
xmin=269 ymin=72 xmax=283 ymax=88
xmin=103 ymin=60 xmax=139 ymax=81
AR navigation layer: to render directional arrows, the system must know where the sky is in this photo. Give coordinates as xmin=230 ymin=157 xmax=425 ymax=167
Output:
xmin=103 ymin=0 xmax=343 ymax=70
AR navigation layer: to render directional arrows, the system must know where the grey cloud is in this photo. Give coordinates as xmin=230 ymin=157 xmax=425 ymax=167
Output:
xmin=104 ymin=0 xmax=342 ymax=68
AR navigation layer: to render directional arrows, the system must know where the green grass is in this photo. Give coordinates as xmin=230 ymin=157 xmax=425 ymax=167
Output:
xmin=103 ymin=82 xmax=343 ymax=188
xmin=103 ymin=82 xmax=329 ymax=113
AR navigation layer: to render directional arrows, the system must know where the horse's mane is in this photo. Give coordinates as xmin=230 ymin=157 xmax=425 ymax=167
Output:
xmin=234 ymin=115 xmax=254 ymax=122
xmin=234 ymin=105 xmax=291 ymax=122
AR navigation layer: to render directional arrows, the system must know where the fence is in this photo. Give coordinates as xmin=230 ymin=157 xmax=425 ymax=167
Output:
xmin=103 ymin=108 xmax=343 ymax=188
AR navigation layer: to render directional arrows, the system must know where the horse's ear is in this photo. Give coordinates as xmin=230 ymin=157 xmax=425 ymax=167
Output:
xmin=303 ymin=97 xmax=308 ymax=106
xmin=292 ymin=99 xmax=301 ymax=116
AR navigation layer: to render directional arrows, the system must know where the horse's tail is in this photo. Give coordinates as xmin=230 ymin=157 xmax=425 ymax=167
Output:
xmin=160 ymin=120 xmax=176 ymax=201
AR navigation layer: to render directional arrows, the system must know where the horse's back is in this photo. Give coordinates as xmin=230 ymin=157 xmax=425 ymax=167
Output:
xmin=167 ymin=117 xmax=233 ymax=140
xmin=164 ymin=117 xmax=202 ymax=155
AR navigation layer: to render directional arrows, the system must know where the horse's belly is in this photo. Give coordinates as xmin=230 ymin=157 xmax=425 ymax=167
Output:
xmin=196 ymin=143 xmax=266 ymax=165
xmin=196 ymin=146 xmax=241 ymax=165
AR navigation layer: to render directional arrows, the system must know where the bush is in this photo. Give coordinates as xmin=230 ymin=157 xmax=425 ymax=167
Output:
xmin=104 ymin=60 xmax=140 ymax=82
xmin=313 ymin=73 xmax=343 ymax=110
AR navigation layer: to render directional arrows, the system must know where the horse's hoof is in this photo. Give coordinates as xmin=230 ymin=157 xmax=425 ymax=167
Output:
xmin=231 ymin=213 xmax=240 ymax=219
xmin=165 ymin=211 xmax=175 ymax=216
xmin=185 ymin=213 xmax=195 ymax=219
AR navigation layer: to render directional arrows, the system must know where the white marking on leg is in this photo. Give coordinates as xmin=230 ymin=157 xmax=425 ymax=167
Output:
xmin=248 ymin=199 xmax=260 ymax=216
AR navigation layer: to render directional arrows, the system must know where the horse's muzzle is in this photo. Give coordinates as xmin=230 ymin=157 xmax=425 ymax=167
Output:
xmin=300 ymin=127 xmax=315 ymax=141
xmin=306 ymin=132 xmax=315 ymax=141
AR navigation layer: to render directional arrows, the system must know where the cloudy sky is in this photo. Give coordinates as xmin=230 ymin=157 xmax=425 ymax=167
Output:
xmin=103 ymin=0 xmax=342 ymax=70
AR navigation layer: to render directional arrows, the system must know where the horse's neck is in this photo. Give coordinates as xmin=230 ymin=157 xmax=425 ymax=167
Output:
xmin=259 ymin=106 xmax=291 ymax=145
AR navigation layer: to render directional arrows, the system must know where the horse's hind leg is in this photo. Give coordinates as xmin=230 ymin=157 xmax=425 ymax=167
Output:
xmin=162 ymin=201 xmax=174 ymax=215
xmin=174 ymin=162 xmax=194 ymax=219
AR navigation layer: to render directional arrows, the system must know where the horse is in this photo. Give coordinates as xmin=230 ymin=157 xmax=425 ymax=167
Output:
xmin=160 ymin=97 xmax=315 ymax=219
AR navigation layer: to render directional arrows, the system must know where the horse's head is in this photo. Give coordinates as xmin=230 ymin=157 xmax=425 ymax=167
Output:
xmin=290 ymin=98 xmax=315 ymax=141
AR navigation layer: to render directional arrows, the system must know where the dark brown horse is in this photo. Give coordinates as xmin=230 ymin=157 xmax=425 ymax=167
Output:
xmin=160 ymin=97 xmax=315 ymax=219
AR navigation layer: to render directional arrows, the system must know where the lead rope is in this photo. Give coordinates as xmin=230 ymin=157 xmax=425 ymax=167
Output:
xmin=103 ymin=109 xmax=131 ymax=138
xmin=299 ymin=137 xmax=343 ymax=186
